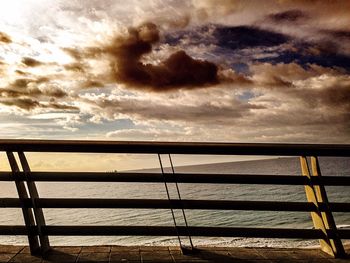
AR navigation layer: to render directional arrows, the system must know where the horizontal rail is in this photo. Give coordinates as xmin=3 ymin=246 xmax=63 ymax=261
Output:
xmin=1 ymin=198 xmax=350 ymax=212
xmin=0 ymin=139 xmax=349 ymax=156
xmin=1 ymin=172 xmax=350 ymax=185
xmin=1 ymin=226 xmax=349 ymax=239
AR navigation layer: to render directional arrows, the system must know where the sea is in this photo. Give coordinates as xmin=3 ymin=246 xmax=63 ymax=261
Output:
xmin=0 ymin=156 xmax=349 ymax=248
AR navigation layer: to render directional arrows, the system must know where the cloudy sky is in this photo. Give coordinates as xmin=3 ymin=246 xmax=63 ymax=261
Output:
xmin=0 ymin=0 xmax=349 ymax=144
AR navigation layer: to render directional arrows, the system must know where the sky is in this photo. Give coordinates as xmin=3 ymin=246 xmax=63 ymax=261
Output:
xmin=0 ymin=0 xmax=349 ymax=146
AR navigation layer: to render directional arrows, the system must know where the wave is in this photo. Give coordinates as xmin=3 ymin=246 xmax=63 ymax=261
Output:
xmin=337 ymin=224 xmax=350 ymax=229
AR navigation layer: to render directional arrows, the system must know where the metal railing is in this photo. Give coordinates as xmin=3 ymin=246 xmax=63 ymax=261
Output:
xmin=0 ymin=140 xmax=349 ymax=258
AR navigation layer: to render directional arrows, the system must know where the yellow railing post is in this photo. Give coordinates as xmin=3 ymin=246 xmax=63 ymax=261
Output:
xmin=300 ymin=156 xmax=345 ymax=257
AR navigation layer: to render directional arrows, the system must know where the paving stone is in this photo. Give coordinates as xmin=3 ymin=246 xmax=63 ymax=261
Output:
xmin=227 ymin=248 xmax=263 ymax=260
xmin=0 ymin=246 xmax=23 ymax=254
xmin=9 ymin=253 xmax=42 ymax=263
xmin=42 ymin=252 xmax=78 ymax=263
xmin=0 ymin=254 xmax=15 ymax=263
xmin=19 ymin=247 xmax=31 ymax=254
xmin=50 ymin=246 xmax=82 ymax=254
xmin=199 ymin=251 xmax=233 ymax=260
xmin=81 ymin=246 xmax=111 ymax=253
xmin=289 ymin=249 xmax=332 ymax=259
xmin=77 ymin=252 xmax=110 ymax=263
xmin=111 ymin=246 xmax=139 ymax=253
xmin=271 ymin=260 xmax=334 ymax=263
xmin=110 ymin=252 xmax=140 ymax=262
xmin=257 ymin=248 xmax=330 ymax=260
xmin=1 ymin=245 xmax=349 ymax=262
xmin=141 ymin=251 xmax=172 ymax=262
xmin=140 ymin=246 xmax=170 ymax=251
xmin=170 ymin=250 xmax=203 ymax=261
xmin=173 ymin=260 xmax=234 ymax=263
xmin=196 ymin=246 xmax=228 ymax=251
xmin=168 ymin=246 xmax=181 ymax=252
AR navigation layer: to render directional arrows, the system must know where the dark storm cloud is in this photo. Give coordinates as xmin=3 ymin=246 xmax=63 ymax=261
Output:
xmin=15 ymin=70 xmax=27 ymax=75
xmin=22 ymin=57 xmax=44 ymax=67
xmin=267 ymin=10 xmax=307 ymax=23
xmin=320 ymin=29 xmax=350 ymax=41
xmin=12 ymin=78 xmax=32 ymax=88
xmin=164 ymin=24 xmax=289 ymax=51
xmin=251 ymin=63 xmax=350 ymax=122
xmin=319 ymin=84 xmax=350 ymax=108
xmin=256 ymin=43 xmax=350 ymax=72
xmin=0 ymin=98 xmax=78 ymax=111
xmin=0 ymin=85 xmax=67 ymax=99
xmin=0 ymin=77 xmax=68 ymax=110
xmin=163 ymin=23 xmax=350 ymax=73
xmin=295 ymin=84 xmax=350 ymax=122
xmin=213 ymin=26 xmax=289 ymax=50
xmin=64 ymin=62 xmax=86 ymax=73
xmin=83 ymin=95 xmax=265 ymax=125
xmin=0 ymin=88 xmax=26 ymax=98
xmin=11 ymin=78 xmax=50 ymax=89
xmin=43 ymin=87 xmax=68 ymax=98
xmin=0 ymin=32 xmax=11 ymax=44
xmin=65 ymin=23 xmax=220 ymax=91
xmin=80 ymin=79 xmax=104 ymax=89
xmin=103 ymin=22 xmax=219 ymax=90
xmin=0 ymin=98 xmax=40 ymax=110
xmin=62 ymin=47 xmax=84 ymax=60
xmin=44 ymin=102 xmax=79 ymax=110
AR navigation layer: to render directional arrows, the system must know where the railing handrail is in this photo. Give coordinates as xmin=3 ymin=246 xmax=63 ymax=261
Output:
xmin=1 ymin=171 xmax=350 ymax=185
xmin=0 ymin=139 xmax=349 ymax=156
xmin=0 ymin=139 xmax=349 ymax=258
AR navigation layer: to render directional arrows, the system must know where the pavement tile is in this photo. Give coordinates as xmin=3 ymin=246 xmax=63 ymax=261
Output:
xmin=0 ymin=245 xmax=349 ymax=262
xmin=228 ymin=248 xmax=264 ymax=260
xmin=257 ymin=248 xmax=331 ymax=260
xmin=19 ymin=247 xmax=31 ymax=254
xmin=289 ymin=249 xmax=332 ymax=259
xmin=42 ymin=252 xmax=78 ymax=263
xmin=170 ymin=251 xmax=203 ymax=261
xmin=77 ymin=252 xmax=110 ymax=263
xmin=50 ymin=246 xmax=82 ymax=254
xmin=140 ymin=246 xmax=170 ymax=251
xmin=110 ymin=252 xmax=140 ymax=262
xmin=0 ymin=246 xmax=23 ymax=254
xmin=81 ymin=246 xmax=111 ymax=253
xmin=111 ymin=246 xmax=140 ymax=253
xmin=0 ymin=254 xmax=15 ymax=263
xmin=173 ymin=260 xmax=233 ymax=263
xmin=141 ymin=251 xmax=172 ymax=261
xmin=9 ymin=253 xmax=42 ymax=263
xmin=196 ymin=246 xmax=228 ymax=251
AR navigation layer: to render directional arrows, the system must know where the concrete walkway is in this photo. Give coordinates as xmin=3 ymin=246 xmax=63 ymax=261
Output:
xmin=0 ymin=245 xmax=349 ymax=262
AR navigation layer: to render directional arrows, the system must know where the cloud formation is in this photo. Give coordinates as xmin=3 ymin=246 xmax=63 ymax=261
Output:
xmin=0 ymin=77 xmax=72 ymax=111
xmin=22 ymin=57 xmax=44 ymax=67
xmin=0 ymin=32 xmax=11 ymax=44
xmin=67 ymin=23 xmax=220 ymax=91
xmin=0 ymin=0 xmax=349 ymax=143
xmin=267 ymin=9 xmax=307 ymax=23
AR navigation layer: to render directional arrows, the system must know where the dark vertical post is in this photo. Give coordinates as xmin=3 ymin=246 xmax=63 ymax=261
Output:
xmin=6 ymin=151 xmax=40 ymax=255
xmin=18 ymin=151 xmax=50 ymax=255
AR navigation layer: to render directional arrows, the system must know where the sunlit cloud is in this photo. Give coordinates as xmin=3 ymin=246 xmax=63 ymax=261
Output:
xmin=0 ymin=0 xmax=348 ymax=145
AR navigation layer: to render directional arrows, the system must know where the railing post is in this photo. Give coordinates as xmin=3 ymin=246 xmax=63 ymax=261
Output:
xmin=18 ymin=151 xmax=50 ymax=255
xmin=300 ymin=156 xmax=345 ymax=257
xmin=6 ymin=151 xmax=40 ymax=255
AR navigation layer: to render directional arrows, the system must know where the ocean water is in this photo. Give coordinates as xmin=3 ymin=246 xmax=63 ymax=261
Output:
xmin=0 ymin=156 xmax=349 ymax=248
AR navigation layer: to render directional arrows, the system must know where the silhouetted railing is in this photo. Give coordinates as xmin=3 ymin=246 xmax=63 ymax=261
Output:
xmin=0 ymin=140 xmax=349 ymax=258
